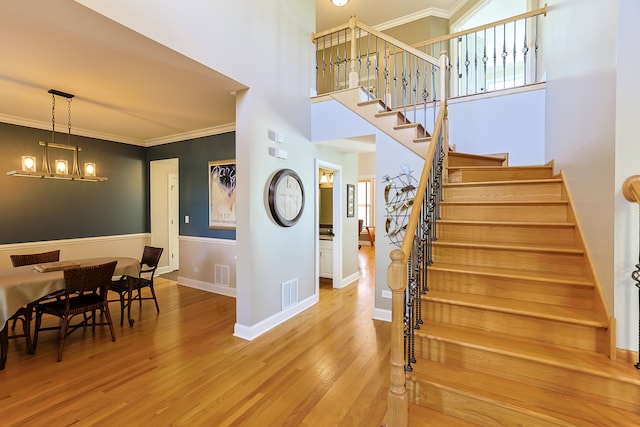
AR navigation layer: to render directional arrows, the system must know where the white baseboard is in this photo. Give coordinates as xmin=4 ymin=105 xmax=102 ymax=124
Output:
xmin=233 ymin=293 xmax=319 ymax=341
xmin=372 ymin=307 xmax=391 ymax=322
xmin=178 ymin=276 xmax=237 ymax=298
xmin=338 ymin=271 xmax=360 ymax=289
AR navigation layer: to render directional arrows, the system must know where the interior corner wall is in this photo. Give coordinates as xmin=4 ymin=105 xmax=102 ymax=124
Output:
xmin=614 ymin=0 xmax=640 ymax=352
xmin=544 ymin=0 xmax=618 ymax=338
xmin=79 ymin=0 xmax=318 ymax=334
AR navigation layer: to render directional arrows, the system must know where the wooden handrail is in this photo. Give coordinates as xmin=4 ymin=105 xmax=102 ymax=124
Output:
xmin=386 ymin=52 xmax=448 ymax=427
xmin=623 ymin=175 xmax=640 ymax=203
xmin=413 ymin=4 xmax=548 ymax=49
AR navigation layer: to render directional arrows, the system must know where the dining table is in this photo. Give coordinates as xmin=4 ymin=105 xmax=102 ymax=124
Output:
xmin=0 ymin=256 xmax=140 ymax=370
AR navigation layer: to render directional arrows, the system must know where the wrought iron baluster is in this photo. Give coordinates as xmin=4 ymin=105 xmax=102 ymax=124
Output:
xmin=535 ymin=15 xmax=540 ymax=82
xmin=322 ymin=36 xmax=327 ymax=94
xmin=493 ymin=26 xmax=497 ymax=90
xmin=343 ymin=29 xmax=348 ymax=89
xmin=329 ymin=34 xmax=334 ymax=92
xmin=482 ymin=28 xmax=488 ymax=92
xmin=464 ymin=34 xmax=470 ymax=95
xmin=474 ymin=32 xmax=478 ymax=94
xmin=513 ymin=20 xmax=517 ymax=86
xmin=523 ymin=18 xmax=529 ymax=85
xmin=502 ymin=23 xmax=508 ymax=87
xmin=402 ymin=51 xmax=408 ymax=122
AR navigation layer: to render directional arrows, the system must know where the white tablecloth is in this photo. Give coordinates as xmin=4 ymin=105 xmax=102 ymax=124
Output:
xmin=0 ymin=257 xmax=139 ymax=326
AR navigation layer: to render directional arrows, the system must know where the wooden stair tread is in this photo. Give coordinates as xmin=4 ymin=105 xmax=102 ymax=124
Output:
xmin=441 ymin=200 xmax=569 ymax=206
xmin=407 ymin=403 xmax=477 ymax=426
xmin=444 ymin=178 xmax=563 ymax=187
xmin=407 ymin=359 xmax=640 ymax=426
xmin=424 ymin=289 xmax=606 ymax=327
xmin=413 ymin=136 xmax=431 ymax=143
xmin=438 ymin=219 xmax=575 ymax=228
xmin=432 ymin=240 xmax=584 ymax=255
xmin=447 ymin=165 xmax=550 ymax=171
xmin=428 ymin=262 xmax=593 ymax=286
xmin=416 ymin=323 xmax=637 ymax=381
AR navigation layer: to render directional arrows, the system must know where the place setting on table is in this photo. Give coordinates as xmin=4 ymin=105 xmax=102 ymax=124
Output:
xmin=0 ymin=250 xmax=154 ymax=370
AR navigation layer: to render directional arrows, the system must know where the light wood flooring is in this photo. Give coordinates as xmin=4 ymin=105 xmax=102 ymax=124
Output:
xmin=0 ymin=246 xmax=398 ymax=427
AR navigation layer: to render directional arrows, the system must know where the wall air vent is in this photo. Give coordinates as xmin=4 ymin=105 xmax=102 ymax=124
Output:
xmin=282 ymin=278 xmax=299 ymax=310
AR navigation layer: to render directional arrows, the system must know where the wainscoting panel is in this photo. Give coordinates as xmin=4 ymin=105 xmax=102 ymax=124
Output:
xmin=0 ymin=233 xmax=149 ymax=269
xmin=178 ymin=236 xmax=236 ymax=294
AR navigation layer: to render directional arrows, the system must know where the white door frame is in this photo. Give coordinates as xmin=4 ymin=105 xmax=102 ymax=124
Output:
xmin=168 ymin=173 xmax=179 ymax=271
xmin=315 ymin=159 xmax=343 ymax=293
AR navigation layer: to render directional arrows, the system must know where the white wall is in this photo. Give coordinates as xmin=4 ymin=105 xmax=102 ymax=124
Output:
xmin=544 ymin=0 xmax=619 ymax=339
xmin=448 ymin=86 xmax=546 ymax=166
xmin=79 ymin=0 xmax=319 ymax=339
xmin=614 ymin=0 xmax=640 ymax=352
xmin=150 ymin=159 xmax=178 ymax=271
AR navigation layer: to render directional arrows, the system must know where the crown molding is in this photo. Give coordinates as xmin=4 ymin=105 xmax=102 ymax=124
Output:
xmin=144 ymin=123 xmax=236 ymax=146
xmin=374 ymin=0 xmax=470 ymax=31
xmin=0 ymin=113 xmax=235 ymax=147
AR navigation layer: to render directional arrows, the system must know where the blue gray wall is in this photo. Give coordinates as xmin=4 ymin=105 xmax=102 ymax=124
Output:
xmin=0 ymin=122 xmax=235 ymax=244
xmin=147 ymin=131 xmax=236 ymax=240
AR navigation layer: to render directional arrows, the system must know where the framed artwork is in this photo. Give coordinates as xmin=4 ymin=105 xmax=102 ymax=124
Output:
xmin=209 ymin=159 xmax=236 ymax=229
xmin=346 ymin=183 xmax=355 ymax=218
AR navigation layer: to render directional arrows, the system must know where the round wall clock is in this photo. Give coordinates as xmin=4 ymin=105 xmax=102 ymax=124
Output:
xmin=268 ymin=168 xmax=305 ymax=227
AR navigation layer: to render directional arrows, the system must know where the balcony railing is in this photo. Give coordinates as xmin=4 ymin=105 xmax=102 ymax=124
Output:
xmin=414 ymin=4 xmax=547 ymax=98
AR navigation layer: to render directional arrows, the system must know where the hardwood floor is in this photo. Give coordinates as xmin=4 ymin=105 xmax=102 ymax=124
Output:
xmin=0 ymin=246 xmax=394 ymax=426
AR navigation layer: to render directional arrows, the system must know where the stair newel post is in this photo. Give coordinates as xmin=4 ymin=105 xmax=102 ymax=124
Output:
xmin=348 ymin=16 xmax=359 ymax=89
xmin=388 ymin=248 xmax=408 ymax=427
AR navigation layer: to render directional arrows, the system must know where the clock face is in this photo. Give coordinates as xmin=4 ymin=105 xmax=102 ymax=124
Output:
xmin=268 ymin=169 xmax=304 ymax=227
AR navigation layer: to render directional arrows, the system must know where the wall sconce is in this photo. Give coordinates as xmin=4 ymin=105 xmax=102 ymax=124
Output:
xmin=6 ymin=89 xmax=108 ymax=182
xmin=320 ymin=170 xmax=334 ymax=188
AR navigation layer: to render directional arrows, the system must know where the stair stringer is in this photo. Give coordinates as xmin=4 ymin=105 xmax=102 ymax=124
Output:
xmin=329 ymin=87 xmax=431 ymax=160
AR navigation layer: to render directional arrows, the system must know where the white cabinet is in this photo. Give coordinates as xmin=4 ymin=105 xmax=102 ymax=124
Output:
xmin=319 ymin=239 xmax=333 ymax=278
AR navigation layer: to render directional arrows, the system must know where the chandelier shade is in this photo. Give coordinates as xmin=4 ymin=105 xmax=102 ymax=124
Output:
xmin=6 ymin=89 xmax=108 ymax=182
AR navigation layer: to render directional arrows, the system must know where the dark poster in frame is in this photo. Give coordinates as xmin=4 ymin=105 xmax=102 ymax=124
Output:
xmin=347 ymin=183 xmax=355 ymax=218
xmin=209 ymin=159 xmax=236 ymax=229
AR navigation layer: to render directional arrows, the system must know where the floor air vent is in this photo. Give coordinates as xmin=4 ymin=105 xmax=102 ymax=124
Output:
xmin=282 ymin=278 xmax=299 ymax=309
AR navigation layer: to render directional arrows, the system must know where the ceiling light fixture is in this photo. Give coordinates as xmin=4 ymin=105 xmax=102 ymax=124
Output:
xmin=6 ymin=89 xmax=107 ymax=182
xmin=331 ymin=0 xmax=349 ymax=6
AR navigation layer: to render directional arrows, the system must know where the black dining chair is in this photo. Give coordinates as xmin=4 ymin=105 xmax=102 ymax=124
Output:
xmin=33 ymin=261 xmax=118 ymax=362
xmin=109 ymin=246 xmax=163 ymax=326
xmin=6 ymin=250 xmax=61 ymax=354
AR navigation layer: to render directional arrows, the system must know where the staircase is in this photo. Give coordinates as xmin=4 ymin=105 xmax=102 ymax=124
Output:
xmin=405 ymin=153 xmax=640 ymax=426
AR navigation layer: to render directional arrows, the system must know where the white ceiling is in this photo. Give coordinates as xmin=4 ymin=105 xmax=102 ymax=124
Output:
xmin=0 ymin=0 xmax=463 ymax=146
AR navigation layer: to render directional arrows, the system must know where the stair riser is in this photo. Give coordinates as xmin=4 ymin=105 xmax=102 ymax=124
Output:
xmin=432 ymin=245 xmax=586 ymax=276
xmin=415 ymin=338 xmax=640 ymax=413
xmin=437 ymin=223 xmax=578 ymax=248
xmin=447 ymin=155 xmax=505 ymax=167
xmin=447 ymin=168 xmax=553 ymax=183
xmin=427 ymin=269 xmax=594 ymax=309
xmin=405 ymin=376 xmax=566 ymax=426
xmin=440 ymin=203 xmax=569 ymax=222
xmin=444 ymin=182 xmax=563 ymax=202
xmin=422 ymin=302 xmax=608 ymax=352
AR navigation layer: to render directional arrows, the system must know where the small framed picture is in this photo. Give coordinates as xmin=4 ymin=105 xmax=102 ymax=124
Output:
xmin=209 ymin=159 xmax=236 ymax=229
xmin=346 ymin=184 xmax=355 ymax=218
